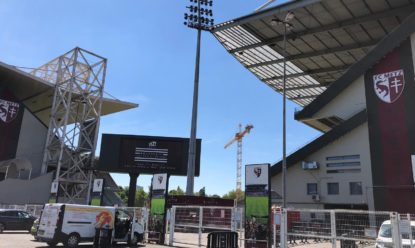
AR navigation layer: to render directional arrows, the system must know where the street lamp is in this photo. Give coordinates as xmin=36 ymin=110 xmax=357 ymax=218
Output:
xmin=271 ymin=11 xmax=295 ymax=209
xmin=184 ymin=0 xmax=214 ymax=195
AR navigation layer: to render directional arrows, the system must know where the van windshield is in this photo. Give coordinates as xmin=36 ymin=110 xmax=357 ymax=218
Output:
xmin=379 ymin=224 xmax=392 ymax=238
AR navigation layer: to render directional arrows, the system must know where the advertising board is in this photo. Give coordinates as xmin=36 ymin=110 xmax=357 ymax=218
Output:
xmin=97 ymin=134 xmax=201 ymax=176
xmin=245 ymin=163 xmax=270 ymax=248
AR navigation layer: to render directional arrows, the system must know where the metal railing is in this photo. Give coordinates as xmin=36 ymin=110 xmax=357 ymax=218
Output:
xmin=167 ymin=206 xmax=242 ymax=247
xmin=0 ymin=204 xmax=44 ymax=218
xmin=275 ymin=208 xmax=414 ymax=248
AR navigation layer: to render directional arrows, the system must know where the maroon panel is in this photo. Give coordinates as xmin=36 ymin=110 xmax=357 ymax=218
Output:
xmin=0 ymin=87 xmax=24 ymax=161
xmin=365 ymin=39 xmax=415 ymax=212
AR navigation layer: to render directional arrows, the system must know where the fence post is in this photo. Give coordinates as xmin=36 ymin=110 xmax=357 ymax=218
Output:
xmin=198 ymin=206 xmax=203 ymax=247
xmin=390 ymin=212 xmax=402 ymax=248
xmin=408 ymin=213 xmax=414 ymax=248
xmin=231 ymin=207 xmax=236 ymax=232
xmin=330 ymin=210 xmax=337 ymax=248
xmin=273 ymin=212 xmax=277 ymax=248
xmin=169 ymin=207 xmax=175 ymax=246
xmin=280 ymin=209 xmax=287 ymax=248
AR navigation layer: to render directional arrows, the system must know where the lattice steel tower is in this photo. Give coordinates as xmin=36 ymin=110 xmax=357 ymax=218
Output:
xmin=34 ymin=47 xmax=107 ymax=203
xmin=224 ymin=124 xmax=254 ymax=191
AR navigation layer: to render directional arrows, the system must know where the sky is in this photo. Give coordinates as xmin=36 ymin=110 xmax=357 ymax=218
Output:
xmin=0 ymin=0 xmax=321 ymax=196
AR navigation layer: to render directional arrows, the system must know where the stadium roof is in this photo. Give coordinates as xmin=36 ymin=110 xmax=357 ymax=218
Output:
xmin=212 ymin=0 xmax=415 ymax=106
xmin=0 ymin=61 xmax=138 ymax=126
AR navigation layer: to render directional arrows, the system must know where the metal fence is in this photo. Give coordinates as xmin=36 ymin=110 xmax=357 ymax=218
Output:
xmin=0 ymin=204 xmax=44 ymax=217
xmin=275 ymin=208 xmax=415 ymax=248
xmin=167 ymin=205 xmax=242 ymax=247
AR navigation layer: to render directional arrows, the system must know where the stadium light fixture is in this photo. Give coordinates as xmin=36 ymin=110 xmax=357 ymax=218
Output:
xmin=184 ymin=0 xmax=214 ymax=195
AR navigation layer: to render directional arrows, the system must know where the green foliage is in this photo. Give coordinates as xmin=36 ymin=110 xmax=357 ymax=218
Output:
xmin=116 ymin=186 xmax=149 ymax=207
xmin=222 ymin=189 xmax=244 ymax=200
xmin=169 ymin=186 xmax=184 ymax=195
xmin=199 ymin=187 xmax=206 ymax=197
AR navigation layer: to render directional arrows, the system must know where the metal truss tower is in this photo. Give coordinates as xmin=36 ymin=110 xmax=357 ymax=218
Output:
xmin=224 ymin=124 xmax=254 ymax=192
xmin=236 ymin=125 xmax=243 ymax=191
xmin=34 ymin=47 xmax=107 ymax=203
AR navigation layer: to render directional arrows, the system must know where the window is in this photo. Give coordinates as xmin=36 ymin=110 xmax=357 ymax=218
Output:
xmin=327 ymin=183 xmax=339 ymax=195
xmin=350 ymin=182 xmax=362 ymax=195
xmin=326 ymin=155 xmax=360 ymax=161
xmin=326 ymin=162 xmax=361 ymax=167
xmin=327 ymin=169 xmax=361 ymax=173
xmin=18 ymin=211 xmax=30 ymax=218
xmin=307 ymin=183 xmax=318 ymax=195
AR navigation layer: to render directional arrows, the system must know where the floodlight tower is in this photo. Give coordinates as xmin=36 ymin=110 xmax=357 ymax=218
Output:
xmin=271 ymin=11 xmax=295 ymax=209
xmin=184 ymin=0 xmax=214 ymax=195
xmin=34 ymin=47 xmax=107 ymax=203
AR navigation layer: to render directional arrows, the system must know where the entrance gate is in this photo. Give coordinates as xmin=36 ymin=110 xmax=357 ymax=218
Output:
xmin=167 ymin=206 xmax=242 ymax=247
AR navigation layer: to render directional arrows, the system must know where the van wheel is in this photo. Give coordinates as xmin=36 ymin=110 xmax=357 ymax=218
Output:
xmin=65 ymin=233 xmax=80 ymax=248
xmin=0 ymin=223 xmax=5 ymax=233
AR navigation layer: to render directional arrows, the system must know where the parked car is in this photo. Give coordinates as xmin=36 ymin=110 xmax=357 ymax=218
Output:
xmin=0 ymin=209 xmax=37 ymax=233
xmin=376 ymin=220 xmax=415 ymax=248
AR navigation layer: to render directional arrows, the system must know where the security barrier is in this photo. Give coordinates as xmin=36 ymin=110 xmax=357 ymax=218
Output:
xmin=275 ymin=208 xmax=414 ymax=248
xmin=167 ymin=206 xmax=242 ymax=247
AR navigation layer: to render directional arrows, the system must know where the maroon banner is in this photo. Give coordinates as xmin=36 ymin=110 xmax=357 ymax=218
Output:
xmin=365 ymin=39 xmax=415 ymax=212
xmin=0 ymin=87 xmax=24 ymax=161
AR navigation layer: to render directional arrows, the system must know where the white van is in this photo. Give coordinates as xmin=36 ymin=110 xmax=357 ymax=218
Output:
xmin=36 ymin=204 xmax=144 ymax=248
xmin=376 ymin=220 xmax=415 ymax=248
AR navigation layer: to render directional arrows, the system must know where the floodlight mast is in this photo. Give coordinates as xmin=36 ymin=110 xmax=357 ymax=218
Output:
xmin=184 ymin=0 xmax=214 ymax=196
xmin=271 ymin=11 xmax=294 ymax=248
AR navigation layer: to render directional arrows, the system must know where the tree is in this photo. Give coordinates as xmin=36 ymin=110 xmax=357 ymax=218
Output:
xmin=134 ymin=188 xmax=148 ymax=207
xmin=222 ymin=189 xmax=244 ymax=201
xmin=116 ymin=187 xmax=149 ymax=207
xmin=199 ymin=187 xmax=206 ymax=197
xmin=169 ymin=186 xmax=184 ymax=195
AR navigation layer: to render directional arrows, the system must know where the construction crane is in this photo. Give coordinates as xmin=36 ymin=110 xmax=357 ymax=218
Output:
xmin=224 ymin=124 xmax=254 ymax=191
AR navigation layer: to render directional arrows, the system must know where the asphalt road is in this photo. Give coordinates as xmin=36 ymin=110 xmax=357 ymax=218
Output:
xmin=0 ymin=231 xmax=163 ymax=248
xmin=0 ymin=231 xmax=376 ymax=248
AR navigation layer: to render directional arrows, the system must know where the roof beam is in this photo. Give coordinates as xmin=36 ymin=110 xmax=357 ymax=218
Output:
xmin=212 ymin=0 xmax=321 ymax=32
xmin=228 ymin=5 xmax=415 ymax=54
xmin=290 ymin=94 xmax=320 ymax=100
xmin=264 ymin=65 xmax=348 ymax=81
xmin=284 ymin=84 xmax=327 ymax=91
xmin=246 ymin=39 xmax=380 ymax=69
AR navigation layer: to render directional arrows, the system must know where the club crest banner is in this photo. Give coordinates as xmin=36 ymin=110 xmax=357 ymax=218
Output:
xmin=245 ymin=164 xmax=270 ymax=248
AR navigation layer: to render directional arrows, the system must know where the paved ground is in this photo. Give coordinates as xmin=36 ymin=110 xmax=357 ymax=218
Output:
xmin=0 ymin=231 xmax=376 ymax=248
xmin=0 ymin=231 xmax=166 ymax=248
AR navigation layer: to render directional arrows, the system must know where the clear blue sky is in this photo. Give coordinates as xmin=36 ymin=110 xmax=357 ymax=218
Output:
xmin=0 ymin=0 xmax=320 ymax=196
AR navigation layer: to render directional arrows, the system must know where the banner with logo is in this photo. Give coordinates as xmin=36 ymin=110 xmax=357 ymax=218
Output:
xmin=245 ymin=163 xmax=270 ymax=248
xmin=91 ymin=179 xmax=104 ymax=206
xmin=364 ymin=38 xmax=415 ymax=212
xmin=149 ymin=173 xmax=168 ymax=244
xmin=0 ymin=88 xmax=24 ymax=162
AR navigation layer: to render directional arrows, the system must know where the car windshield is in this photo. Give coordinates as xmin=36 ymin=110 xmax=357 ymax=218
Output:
xmin=379 ymin=224 xmax=392 ymax=238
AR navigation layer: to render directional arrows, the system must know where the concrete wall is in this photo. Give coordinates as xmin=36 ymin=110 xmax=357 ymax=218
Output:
xmin=0 ymin=172 xmax=53 ymax=204
xmin=271 ymin=123 xmax=374 ymax=210
xmin=15 ymin=109 xmax=47 ymax=178
xmin=313 ymin=76 xmax=366 ymax=120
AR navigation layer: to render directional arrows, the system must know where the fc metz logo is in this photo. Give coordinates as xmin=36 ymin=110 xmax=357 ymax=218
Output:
xmin=254 ymin=167 xmax=262 ymax=178
xmin=158 ymin=175 xmax=163 ymax=184
xmin=0 ymin=98 xmax=19 ymax=123
xmin=373 ymin=69 xmax=405 ymax=103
